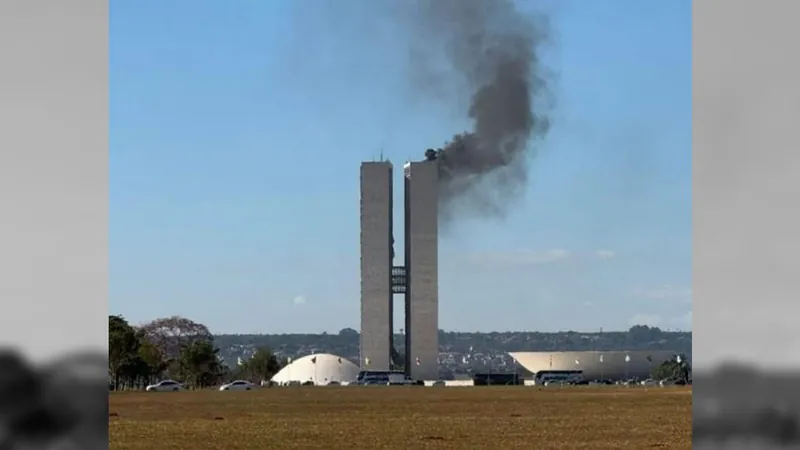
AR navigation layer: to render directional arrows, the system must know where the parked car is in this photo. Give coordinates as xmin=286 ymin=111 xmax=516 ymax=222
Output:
xmin=145 ymin=380 xmax=183 ymax=392
xmin=219 ymin=380 xmax=256 ymax=391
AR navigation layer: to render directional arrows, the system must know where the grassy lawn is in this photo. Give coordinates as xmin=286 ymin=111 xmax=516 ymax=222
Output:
xmin=109 ymin=386 xmax=692 ymax=449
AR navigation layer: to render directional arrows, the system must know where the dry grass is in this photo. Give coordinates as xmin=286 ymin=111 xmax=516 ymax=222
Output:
xmin=109 ymin=386 xmax=691 ymax=449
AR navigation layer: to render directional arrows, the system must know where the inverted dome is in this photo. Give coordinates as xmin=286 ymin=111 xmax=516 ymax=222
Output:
xmin=271 ymin=353 xmax=359 ymax=385
xmin=509 ymin=351 xmax=676 ymax=381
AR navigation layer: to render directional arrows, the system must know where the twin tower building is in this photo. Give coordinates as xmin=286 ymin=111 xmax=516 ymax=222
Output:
xmin=360 ymin=159 xmax=439 ymax=381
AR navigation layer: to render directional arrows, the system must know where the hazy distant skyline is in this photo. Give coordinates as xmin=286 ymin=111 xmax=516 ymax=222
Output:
xmin=109 ymin=1 xmax=691 ymax=334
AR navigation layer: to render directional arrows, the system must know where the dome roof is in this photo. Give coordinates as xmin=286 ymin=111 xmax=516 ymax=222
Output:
xmin=271 ymin=353 xmax=359 ymax=385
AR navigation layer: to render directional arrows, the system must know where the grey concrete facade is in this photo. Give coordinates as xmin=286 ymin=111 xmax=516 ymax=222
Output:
xmin=359 ymin=162 xmax=393 ymax=371
xmin=404 ymin=161 xmax=439 ymax=381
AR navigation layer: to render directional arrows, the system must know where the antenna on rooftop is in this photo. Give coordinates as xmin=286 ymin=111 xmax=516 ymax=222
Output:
xmin=380 ymin=148 xmax=384 ymax=161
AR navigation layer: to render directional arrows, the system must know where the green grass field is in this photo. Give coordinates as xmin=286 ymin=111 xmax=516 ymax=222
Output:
xmin=109 ymin=386 xmax=692 ymax=449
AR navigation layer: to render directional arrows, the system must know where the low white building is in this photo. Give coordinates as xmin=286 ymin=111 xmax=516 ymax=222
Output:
xmin=271 ymin=353 xmax=359 ymax=386
xmin=510 ymin=350 xmax=676 ymax=381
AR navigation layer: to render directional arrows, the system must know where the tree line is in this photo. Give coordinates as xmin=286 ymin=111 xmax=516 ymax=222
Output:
xmin=214 ymin=324 xmax=692 ymax=363
xmin=651 ymin=354 xmax=692 ymax=382
xmin=109 ymin=315 xmax=285 ymax=390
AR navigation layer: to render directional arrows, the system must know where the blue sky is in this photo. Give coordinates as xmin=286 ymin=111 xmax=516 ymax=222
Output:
xmin=110 ymin=0 xmax=691 ymax=334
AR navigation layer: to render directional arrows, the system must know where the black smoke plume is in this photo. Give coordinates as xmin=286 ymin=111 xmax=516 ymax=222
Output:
xmin=411 ymin=0 xmax=554 ymax=219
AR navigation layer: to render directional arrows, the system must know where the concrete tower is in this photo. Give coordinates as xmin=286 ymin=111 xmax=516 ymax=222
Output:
xmin=359 ymin=161 xmax=393 ymax=371
xmin=403 ymin=161 xmax=439 ymax=381
xmin=359 ymin=158 xmax=439 ymax=381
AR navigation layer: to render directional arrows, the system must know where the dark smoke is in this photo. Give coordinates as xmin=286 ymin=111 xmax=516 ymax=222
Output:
xmin=410 ymin=0 xmax=554 ymax=219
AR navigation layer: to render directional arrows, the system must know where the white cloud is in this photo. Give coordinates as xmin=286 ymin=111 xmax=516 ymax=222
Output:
xmin=292 ymin=295 xmax=307 ymax=305
xmin=629 ymin=313 xmax=662 ymax=327
xmin=594 ymin=249 xmax=616 ymax=259
xmin=463 ymin=249 xmax=571 ymax=267
xmin=632 ymin=284 xmax=692 ymax=304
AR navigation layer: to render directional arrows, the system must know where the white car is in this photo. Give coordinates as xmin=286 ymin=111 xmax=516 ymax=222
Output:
xmin=219 ymin=380 xmax=256 ymax=391
xmin=145 ymin=380 xmax=183 ymax=392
